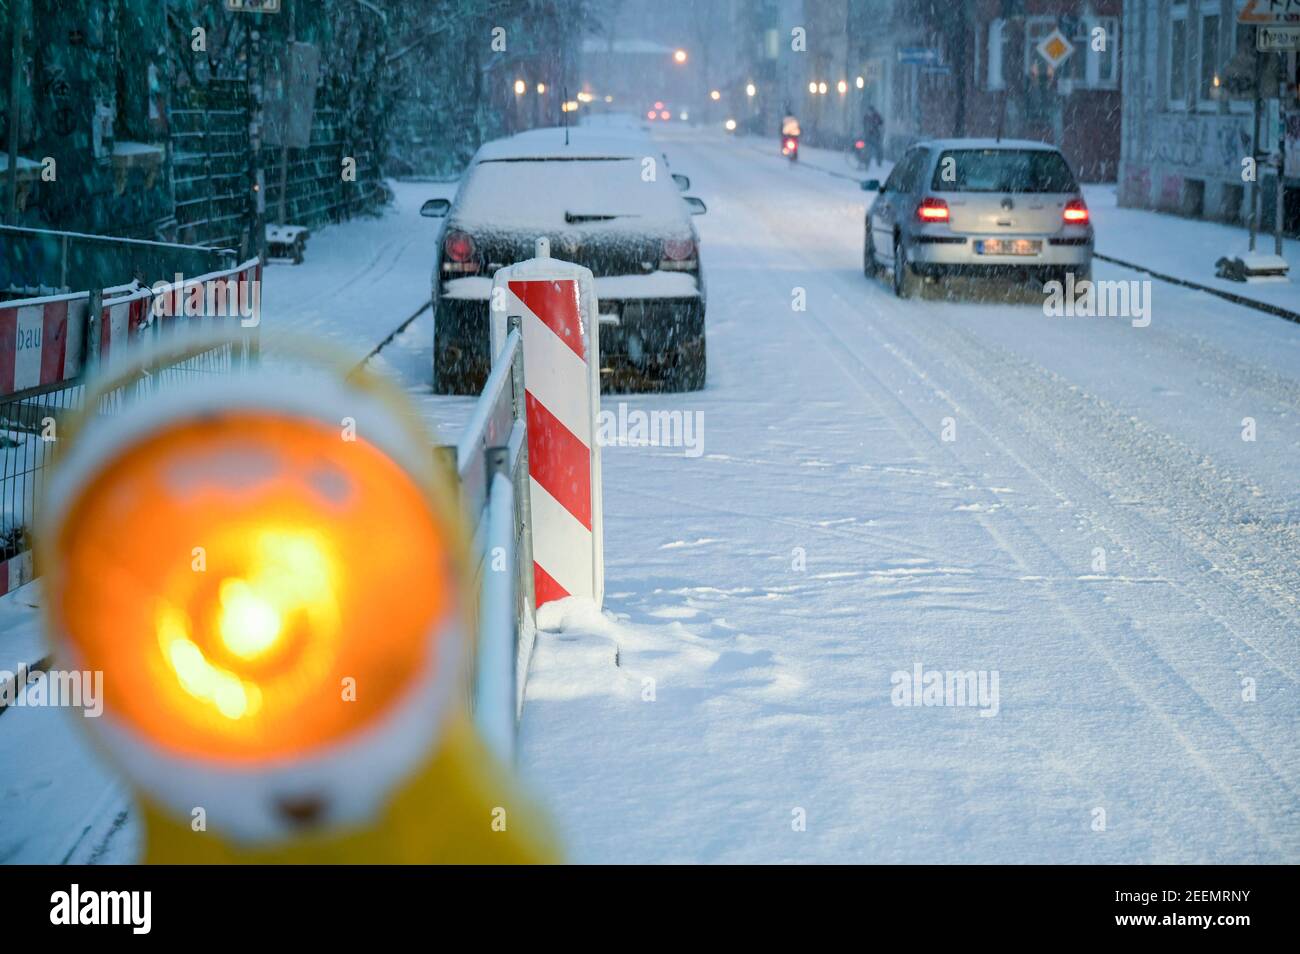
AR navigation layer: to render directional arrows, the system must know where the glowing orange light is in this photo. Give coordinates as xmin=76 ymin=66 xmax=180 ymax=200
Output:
xmin=51 ymin=412 xmax=453 ymax=763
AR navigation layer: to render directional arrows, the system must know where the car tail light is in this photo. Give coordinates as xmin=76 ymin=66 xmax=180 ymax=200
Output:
xmin=1063 ymin=198 xmax=1089 ymax=224
xmin=855 ymin=139 xmax=865 ymax=150
xmin=444 ymin=230 xmax=475 ymax=263
xmin=917 ymin=197 xmax=949 ymax=223
xmin=660 ymin=237 xmax=698 ymax=271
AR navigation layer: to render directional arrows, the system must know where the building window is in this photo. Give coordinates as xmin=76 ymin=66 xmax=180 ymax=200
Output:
xmin=1199 ymin=9 xmax=1222 ymax=105
xmin=1169 ymin=4 xmax=1189 ymax=109
xmin=985 ymin=19 xmax=1005 ymax=91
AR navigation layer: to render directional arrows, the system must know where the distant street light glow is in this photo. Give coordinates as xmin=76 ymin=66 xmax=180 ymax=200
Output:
xmin=674 ymin=49 xmax=687 ymax=64
xmin=855 ymin=76 xmax=865 ymax=89
xmin=837 ymin=80 xmax=848 ymax=95
xmin=818 ymin=82 xmax=827 ymax=95
xmin=536 ymin=83 xmax=546 ymax=95
xmin=513 ymin=79 xmax=525 ymax=95
xmin=808 ymin=81 xmax=817 ymax=94
xmin=710 ymin=90 xmax=721 ymax=101
xmin=724 ymin=119 xmax=737 ymax=131
xmin=745 ymin=83 xmax=756 ymax=97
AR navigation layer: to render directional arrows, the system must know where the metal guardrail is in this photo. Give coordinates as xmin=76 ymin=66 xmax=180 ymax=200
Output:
xmin=0 ymin=224 xmax=237 ymax=300
xmin=0 ymin=262 xmax=260 ymax=593
xmin=447 ymin=318 xmax=535 ymax=762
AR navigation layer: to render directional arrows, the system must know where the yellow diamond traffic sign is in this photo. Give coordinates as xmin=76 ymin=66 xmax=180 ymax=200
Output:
xmin=1037 ymin=28 xmax=1075 ymax=70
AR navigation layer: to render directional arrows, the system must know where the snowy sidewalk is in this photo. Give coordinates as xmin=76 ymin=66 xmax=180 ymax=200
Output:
xmin=1082 ymin=184 xmax=1299 ymax=316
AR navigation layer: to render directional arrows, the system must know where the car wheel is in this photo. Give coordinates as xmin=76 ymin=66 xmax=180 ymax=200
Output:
xmin=892 ymin=236 xmax=918 ymax=299
xmin=434 ymin=335 xmax=483 ymax=395
xmin=864 ymin=230 xmax=877 ymax=277
xmin=667 ymin=340 xmax=706 ymax=392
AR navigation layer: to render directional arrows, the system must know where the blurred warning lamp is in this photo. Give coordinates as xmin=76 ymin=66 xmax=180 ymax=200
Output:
xmin=51 ymin=412 xmax=452 ymax=762
xmin=646 ymin=110 xmax=657 ymax=120
xmin=1063 ymin=198 xmax=1089 ymax=224
xmin=917 ymin=197 xmax=950 ymax=223
xmin=855 ymin=139 xmax=865 ymax=150
xmin=660 ymin=111 xmax=671 ymax=121
xmin=441 ymin=231 xmax=478 ymax=272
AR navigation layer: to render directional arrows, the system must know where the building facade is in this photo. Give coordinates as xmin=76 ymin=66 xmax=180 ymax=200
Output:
xmin=1118 ymin=0 xmax=1299 ymax=232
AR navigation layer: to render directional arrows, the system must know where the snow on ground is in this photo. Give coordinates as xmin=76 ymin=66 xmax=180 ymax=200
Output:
xmin=2 ymin=128 xmax=1297 ymax=864
xmin=515 ymin=128 xmax=1299 ymax=863
xmin=258 ymin=178 xmax=455 ymax=364
xmin=1083 ymin=183 xmax=1300 ymax=313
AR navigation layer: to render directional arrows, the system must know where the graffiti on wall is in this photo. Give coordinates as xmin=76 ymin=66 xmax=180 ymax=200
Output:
xmin=1146 ymin=114 xmax=1252 ymax=174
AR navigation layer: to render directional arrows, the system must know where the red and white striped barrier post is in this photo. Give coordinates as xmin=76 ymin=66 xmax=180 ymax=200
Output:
xmin=490 ymin=238 xmax=604 ymax=610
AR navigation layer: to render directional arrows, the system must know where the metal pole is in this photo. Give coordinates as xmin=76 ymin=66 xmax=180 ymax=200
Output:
xmin=507 ymin=315 xmax=535 ymax=618
xmin=247 ymin=24 xmax=266 ymax=263
xmin=6 ymin=0 xmax=24 ymax=225
xmin=476 ymin=447 xmax=517 ymax=763
xmin=276 ymin=0 xmax=296 ymax=226
xmin=1274 ymin=53 xmax=1285 ymax=259
xmin=1249 ymin=47 xmax=1263 ymax=252
xmin=84 ymin=289 xmax=103 ymax=380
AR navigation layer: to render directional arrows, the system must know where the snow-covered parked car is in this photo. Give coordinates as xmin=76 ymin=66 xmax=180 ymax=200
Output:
xmin=422 ymin=127 xmax=708 ymax=394
xmin=863 ymin=138 xmax=1093 ymax=298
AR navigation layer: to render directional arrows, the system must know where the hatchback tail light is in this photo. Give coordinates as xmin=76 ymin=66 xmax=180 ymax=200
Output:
xmin=1063 ymin=198 xmax=1089 ymax=224
xmin=917 ymin=197 xmax=949 ymax=223
xmin=660 ymin=237 xmax=698 ymax=271
xmin=444 ymin=230 xmax=476 ymax=262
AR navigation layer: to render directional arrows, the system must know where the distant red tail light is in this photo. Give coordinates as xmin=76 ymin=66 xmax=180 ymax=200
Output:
xmin=917 ymin=197 xmax=949 ymax=223
xmin=444 ymin=230 xmax=476 ymax=263
xmin=855 ymin=139 xmax=865 ymax=150
xmin=1063 ymin=198 xmax=1089 ymax=224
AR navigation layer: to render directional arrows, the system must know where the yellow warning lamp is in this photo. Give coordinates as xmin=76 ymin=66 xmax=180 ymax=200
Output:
xmin=39 ymin=334 xmax=558 ymax=863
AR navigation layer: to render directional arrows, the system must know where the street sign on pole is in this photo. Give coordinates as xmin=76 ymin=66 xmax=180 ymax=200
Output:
xmin=1257 ymin=24 xmax=1300 ymax=50
xmin=1239 ymin=0 xmax=1300 ymax=24
xmin=1037 ymin=29 xmax=1076 ymax=70
xmin=898 ymin=48 xmax=940 ymax=66
xmin=226 ymin=0 xmax=281 ymax=12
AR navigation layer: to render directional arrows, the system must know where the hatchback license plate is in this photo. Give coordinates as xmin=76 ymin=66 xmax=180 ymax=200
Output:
xmin=976 ymin=239 xmax=1041 ymax=256
xmin=977 ymin=237 xmax=1040 ymax=256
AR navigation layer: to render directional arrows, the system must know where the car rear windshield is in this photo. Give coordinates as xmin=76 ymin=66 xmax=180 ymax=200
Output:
xmin=456 ymin=158 xmax=681 ymax=229
xmin=931 ymin=149 xmax=1078 ymax=193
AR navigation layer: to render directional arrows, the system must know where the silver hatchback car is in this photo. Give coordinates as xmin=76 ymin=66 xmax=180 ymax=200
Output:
xmin=863 ymin=138 xmax=1093 ymax=298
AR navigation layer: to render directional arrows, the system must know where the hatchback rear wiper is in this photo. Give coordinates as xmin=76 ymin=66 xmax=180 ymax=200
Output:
xmin=564 ymin=211 xmax=640 ymax=224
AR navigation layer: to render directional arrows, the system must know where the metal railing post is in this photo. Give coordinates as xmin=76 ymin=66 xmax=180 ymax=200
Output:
xmin=476 ymin=445 xmax=517 ymax=762
xmin=84 ymin=289 xmax=102 ymax=380
xmin=507 ymin=314 xmax=535 ymax=618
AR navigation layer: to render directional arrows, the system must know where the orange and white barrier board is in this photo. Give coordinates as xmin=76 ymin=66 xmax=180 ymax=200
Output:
xmin=490 ymin=244 xmax=604 ymax=610
xmin=0 ymin=259 xmax=260 ymax=398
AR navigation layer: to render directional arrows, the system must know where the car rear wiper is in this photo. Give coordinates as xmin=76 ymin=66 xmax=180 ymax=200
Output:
xmin=564 ymin=211 xmax=641 ymax=224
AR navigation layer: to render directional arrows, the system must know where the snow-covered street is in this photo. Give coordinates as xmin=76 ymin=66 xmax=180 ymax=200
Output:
xmin=504 ymin=129 xmax=1300 ymax=863
xmin=3 ymin=126 xmax=1298 ymax=865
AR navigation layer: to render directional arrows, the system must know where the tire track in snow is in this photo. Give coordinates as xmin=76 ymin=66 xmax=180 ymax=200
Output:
xmin=679 ymin=136 xmax=1297 ymax=855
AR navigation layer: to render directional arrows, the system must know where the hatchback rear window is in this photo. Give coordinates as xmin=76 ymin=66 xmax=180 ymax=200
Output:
xmin=931 ymin=149 xmax=1078 ymax=193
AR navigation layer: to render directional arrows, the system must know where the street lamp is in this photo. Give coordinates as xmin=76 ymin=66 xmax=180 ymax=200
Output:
xmin=855 ymin=76 xmax=865 ymax=89
xmin=674 ymin=49 xmax=687 ymax=64
xmin=818 ymin=81 xmax=827 ymax=95
xmin=837 ymin=80 xmax=847 ymax=95
xmin=514 ymin=79 xmax=526 ymax=95
xmin=536 ymin=82 xmax=546 ymax=95
xmin=746 ymin=83 xmax=756 ymax=97
xmin=808 ymin=81 xmax=817 ymax=94
xmin=710 ymin=89 xmax=721 ymax=101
